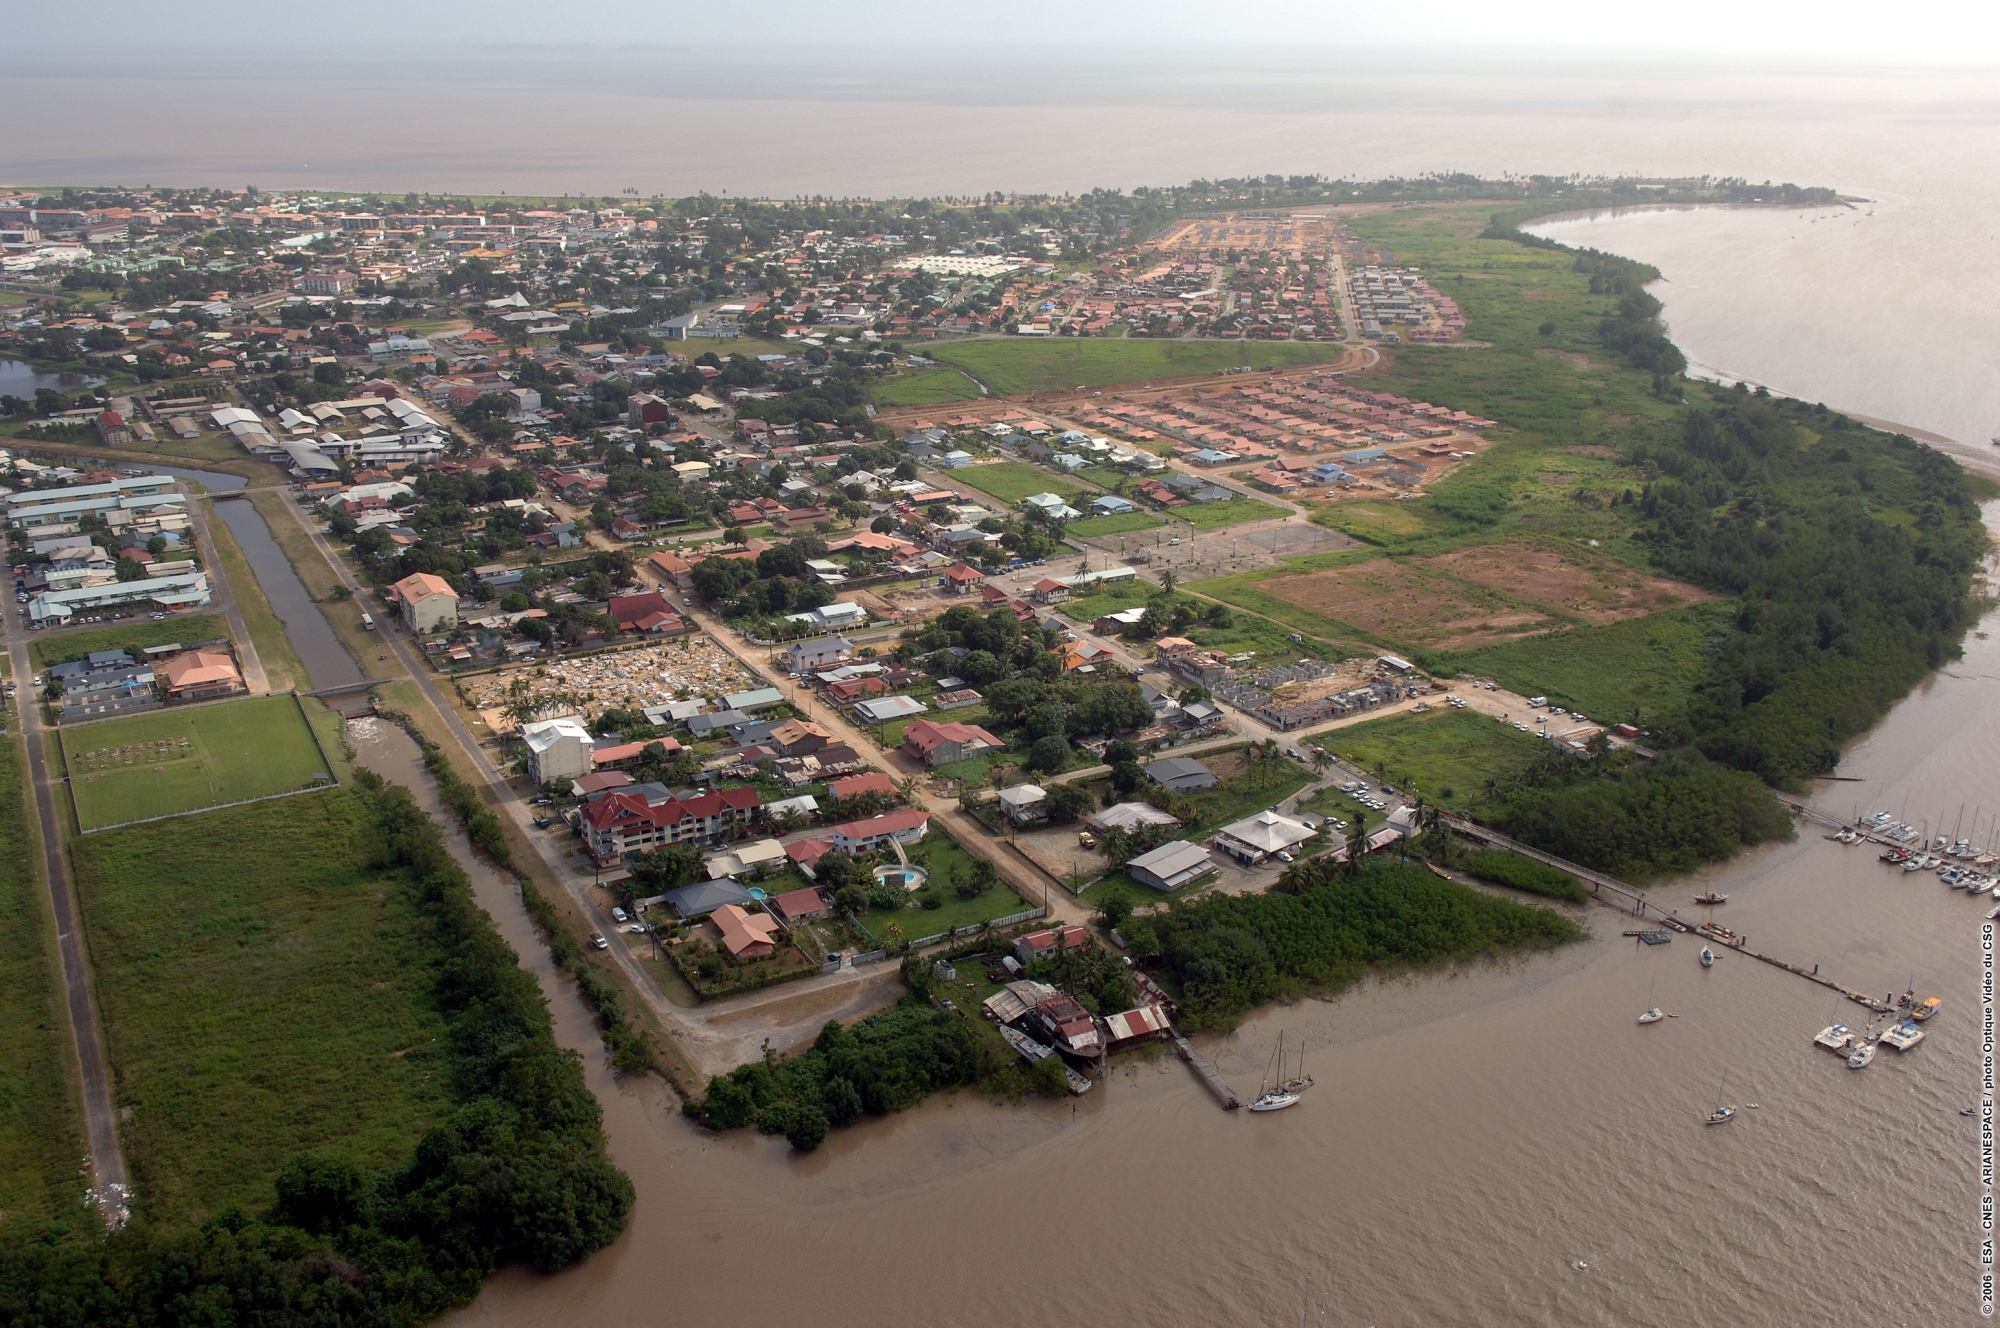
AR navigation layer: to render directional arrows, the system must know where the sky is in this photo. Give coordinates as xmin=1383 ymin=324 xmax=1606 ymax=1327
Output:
xmin=4 ymin=0 xmax=1998 ymax=64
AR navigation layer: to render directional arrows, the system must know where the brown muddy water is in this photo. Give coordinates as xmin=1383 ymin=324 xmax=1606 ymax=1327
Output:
xmin=365 ymin=591 xmax=2000 ymax=1326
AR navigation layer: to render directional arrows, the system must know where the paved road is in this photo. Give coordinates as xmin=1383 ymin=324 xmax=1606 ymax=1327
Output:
xmin=0 ymin=578 xmax=128 ymax=1224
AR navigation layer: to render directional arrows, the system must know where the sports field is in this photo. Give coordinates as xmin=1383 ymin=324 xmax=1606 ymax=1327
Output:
xmin=62 ymin=693 xmax=333 ymax=830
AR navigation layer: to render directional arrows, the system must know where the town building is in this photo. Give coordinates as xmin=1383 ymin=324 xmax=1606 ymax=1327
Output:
xmin=27 ymin=570 xmax=210 ymax=624
xmin=1213 ymin=809 xmax=1317 ymax=864
xmin=711 ymin=904 xmax=780 ymax=959
xmin=580 ymin=785 xmax=762 ymax=860
xmin=998 ymin=784 xmax=1048 ymax=824
xmin=155 ymin=649 xmax=246 ymax=702
xmin=1144 ymin=756 xmax=1218 ymax=792
xmin=1127 ymin=840 xmax=1218 ymax=892
xmin=826 ymin=808 xmax=930 ymax=853
xmin=788 ymin=635 xmax=855 ymax=674
xmin=389 ymin=571 xmax=459 ymax=633
xmin=522 ymin=716 xmax=592 ymax=784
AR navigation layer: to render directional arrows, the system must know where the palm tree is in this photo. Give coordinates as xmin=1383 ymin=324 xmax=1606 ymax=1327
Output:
xmin=1309 ymin=746 xmax=1332 ymax=777
xmin=895 ymin=774 xmax=923 ymax=805
xmin=1160 ymin=568 xmax=1178 ymax=594
xmin=1343 ymin=812 xmax=1368 ymax=876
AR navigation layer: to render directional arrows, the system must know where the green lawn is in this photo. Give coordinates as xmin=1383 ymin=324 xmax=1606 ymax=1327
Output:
xmin=31 ymin=614 xmax=230 ymax=669
xmin=1179 ymin=766 xmax=1318 ymax=834
xmin=0 ymin=731 xmax=85 ymax=1228
xmin=856 ymin=830 xmax=1033 ymax=941
xmin=1080 ymin=867 xmax=1206 ymax=917
xmin=1068 ymin=510 xmax=1166 ymax=538
xmin=1303 ymin=707 xmax=1547 ymax=816
xmin=873 ymin=368 xmax=985 ymax=406
xmin=927 ymin=338 xmax=1347 ymax=396
xmin=70 ymin=790 xmax=456 ymax=1227
xmin=951 ymin=461 xmax=1085 ymax=505
xmin=62 ymin=693 xmax=334 ymax=830
xmin=1058 ymin=580 xmax=1357 ymax=663
xmin=1173 ymin=496 xmax=1289 ymax=530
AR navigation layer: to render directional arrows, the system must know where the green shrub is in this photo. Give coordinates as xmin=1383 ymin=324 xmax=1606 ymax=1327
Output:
xmin=1462 ymin=850 xmax=1589 ymax=903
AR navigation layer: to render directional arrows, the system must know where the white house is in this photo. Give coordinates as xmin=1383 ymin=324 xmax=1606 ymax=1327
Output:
xmin=788 ymin=635 xmax=855 ymax=674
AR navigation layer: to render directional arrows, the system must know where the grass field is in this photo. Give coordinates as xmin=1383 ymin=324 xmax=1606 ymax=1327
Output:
xmin=927 ymin=338 xmax=1347 ymax=396
xmin=950 ymin=461 xmax=1084 ymax=505
xmin=1067 ymin=510 xmax=1166 ymax=538
xmin=0 ymin=730 xmax=86 ymax=1229
xmin=1303 ymin=707 xmax=1546 ymax=814
xmin=1173 ymin=496 xmax=1289 ymax=530
xmin=62 ymin=693 xmax=333 ymax=830
xmin=30 ymin=614 xmax=230 ymax=669
xmin=872 ymin=368 xmax=986 ymax=406
xmin=70 ymin=789 xmax=456 ymax=1227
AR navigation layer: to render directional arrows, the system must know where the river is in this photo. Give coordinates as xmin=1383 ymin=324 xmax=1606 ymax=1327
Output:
xmin=128 ymin=464 xmax=363 ymax=692
xmin=429 ymin=599 xmax=1995 ymax=1328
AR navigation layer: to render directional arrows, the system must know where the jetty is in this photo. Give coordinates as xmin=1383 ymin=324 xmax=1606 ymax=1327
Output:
xmin=1172 ymin=1029 xmax=1241 ymax=1109
xmin=1441 ymin=813 xmax=1890 ymax=1015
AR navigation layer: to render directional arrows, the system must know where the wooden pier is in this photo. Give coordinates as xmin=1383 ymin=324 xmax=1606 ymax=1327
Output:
xmin=1440 ymin=813 xmax=1888 ymax=1014
xmin=1172 ymin=1030 xmax=1241 ymax=1109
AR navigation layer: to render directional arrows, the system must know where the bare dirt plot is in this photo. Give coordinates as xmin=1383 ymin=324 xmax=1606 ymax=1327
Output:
xmin=1261 ymin=558 xmax=1559 ymax=651
xmin=1424 ymin=542 xmax=1715 ymax=625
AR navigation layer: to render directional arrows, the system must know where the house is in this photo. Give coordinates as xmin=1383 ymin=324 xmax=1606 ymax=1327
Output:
xmin=1054 ymin=641 xmax=1113 ymax=673
xmin=788 ymin=635 xmax=855 ymax=674
xmin=934 ymin=688 xmax=982 ymax=711
xmin=1011 ymin=925 xmax=1090 ymax=968
xmin=769 ymin=886 xmax=829 ymax=924
xmin=828 ymin=770 xmax=897 ymax=799
xmin=607 ymin=591 xmax=674 ymax=631
xmin=711 ymin=904 xmax=780 ymax=958
xmin=659 ymin=878 xmax=754 ymax=919
xmin=1089 ymin=494 xmax=1137 ymax=515
xmin=389 ymin=571 xmax=459 ymax=633
xmin=522 ymin=717 xmax=592 ymax=784
xmin=571 ymin=770 xmax=633 ymax=798
xmin=1127 ymin=840 xmax=1217 ymax=891
xmin=1093 ymin=607 xmax=1148 ymax=635
xmin=1144 ymin=756 xmax=1217 ymax=792
xmin=1213 ymin=809 xmax=1317 ymax=865
xmin=900 ymin=718 xmax=1005 ymax=767
xmin=853 ymin=695 xmax=927 ymax=724
xmin=766 ymin=718 xmax=831 ymax=756
xmin=703 ymin=838 xmax=788 ymax=879
xmin=942 ymin=563 xmax=985 ymax=593
xmin=997 ymin=784 xmax=1048 ymax=824
xmin=826 ymin=675 xmax=888 ymax=703
xmin=1022 ymin=492 xmax=1082 ymax=522
xmin=96 ymin=410 xmax=131 ymax=446
xmin=154 ymin=649 xmax=245 ymax=702
xmin=1030 ymin=577 xmax=1070 ymax=605
xmin=827 ymin=808 xmax=930 ymax=853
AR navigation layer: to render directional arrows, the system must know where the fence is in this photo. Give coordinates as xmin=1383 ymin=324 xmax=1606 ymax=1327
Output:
xmin=815 ymin=906 xmax=1049 ymax=974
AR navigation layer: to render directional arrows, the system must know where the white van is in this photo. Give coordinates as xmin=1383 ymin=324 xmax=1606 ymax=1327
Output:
xmin=1528 ymin=696 xmax=1547 ymax=708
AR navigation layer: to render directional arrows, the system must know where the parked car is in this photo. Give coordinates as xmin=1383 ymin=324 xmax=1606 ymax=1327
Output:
xmin=529 ymin=795 xmax=553 ymax=805
xmin=610 ymin=906 xmax=629 ymax=923
xmin=1274 ymin=850 xmax=1295 ymax=864
xmin=589 ymin=933 xmax=609 ymax=950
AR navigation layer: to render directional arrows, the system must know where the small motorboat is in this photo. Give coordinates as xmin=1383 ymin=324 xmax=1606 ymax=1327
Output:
xmin=1705 ymin=1103 xmax=1736 ymax=1125
xmin=1699 ymin=947 xmax=1715 ymax=967
xmin=1638 ymin=1007 xmax=1665 ymax=1024
xmin=1847 ymin=1041 xmax=1876 ymax=1069
xmin=1962 ymin=1108 xmax=1979 ymax=1117
xmin=1693 ymin=891 xmax=1727 ymax=906
xmin=1912 ymin=997 xmax=1942 ymax=1023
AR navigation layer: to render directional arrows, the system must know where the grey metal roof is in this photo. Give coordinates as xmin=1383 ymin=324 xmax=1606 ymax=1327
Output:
xmin=661 ymin=878 xmax=752 ymax=918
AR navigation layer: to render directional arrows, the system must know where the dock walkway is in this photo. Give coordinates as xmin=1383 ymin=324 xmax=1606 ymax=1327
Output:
xmin=1172 ymin=1030 xmax=1241 ymax=1109
xmin=1440 ymin=812 xmax=1889 ymax=1015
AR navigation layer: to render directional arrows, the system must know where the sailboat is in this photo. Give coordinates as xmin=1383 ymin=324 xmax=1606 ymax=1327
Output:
xmin=1248 ymin=1030 xmax=1314 ymax=1112
xmin=1638 ymin=980 xmax=1663 ymax=1024
xmin=1705 ymin=1076 xmax=1737 ymax=1125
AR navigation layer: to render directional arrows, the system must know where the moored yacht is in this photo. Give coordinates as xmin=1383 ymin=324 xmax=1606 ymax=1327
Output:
xmin=1879 ymin=1021 xmax=1925 ymax=1051
xmin=1847 ymin=1040 xmax=1877 ymax=1069
xmin=1813 ymin=1022 xmax=1854 ymax=1052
